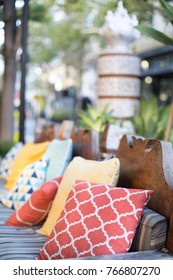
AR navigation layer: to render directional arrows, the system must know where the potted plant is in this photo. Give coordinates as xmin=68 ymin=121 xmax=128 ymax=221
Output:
xmin=132 ymin=94 xmax=172 ymax=140
xmin=77 ymin=104 xmax=115 ymax=136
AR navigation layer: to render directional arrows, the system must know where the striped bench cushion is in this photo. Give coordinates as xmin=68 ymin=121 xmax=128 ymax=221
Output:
xmin=0 ymin=178 xmax=13 ymax=226
xmin=130 ymin=207 xmax=168 ymax=252
xmin=0 ymin=203 xmax=47 ymax=260
xmin=0 ymin=192 xmax=168 ymax=259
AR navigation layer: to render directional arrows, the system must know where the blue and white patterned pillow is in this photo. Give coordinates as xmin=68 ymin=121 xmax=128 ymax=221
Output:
xmin=0 ymin=142 xmax=23 ymax=181
xmin=1 ymin=158 xmax=48 ymax=210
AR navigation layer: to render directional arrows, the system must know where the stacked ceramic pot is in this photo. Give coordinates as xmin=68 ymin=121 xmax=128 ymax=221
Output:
xmin=97 ymin=1 xmax=141 ymax=118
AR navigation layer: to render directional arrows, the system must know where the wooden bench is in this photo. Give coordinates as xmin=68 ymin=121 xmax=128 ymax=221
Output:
xmin=77 ymin=134 xmax=173 ymax=259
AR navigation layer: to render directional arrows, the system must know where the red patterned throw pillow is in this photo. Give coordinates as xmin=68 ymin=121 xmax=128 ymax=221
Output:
xmin=5 ymin=177 xmax=63 ymax=226
xmin=37 ymin=180 xmax=152 ymax=259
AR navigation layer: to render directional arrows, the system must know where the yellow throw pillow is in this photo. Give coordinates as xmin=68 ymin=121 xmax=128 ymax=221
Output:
xmin=38 ymin=156 xmax=120 ymax=236
xmin=4 ymin=141 xmax=49 ymax=190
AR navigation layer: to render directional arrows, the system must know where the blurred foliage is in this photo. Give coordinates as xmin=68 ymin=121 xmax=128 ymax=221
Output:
xmin=51 ymin=109 xmax=73 ymax=122
xmin=29 ymin=2 xmax=49 ymax=22
xmin=13 ymin=110 xmax=20 ymax=143
xmin=0 ymin=141 xmax=14 ymax=157
xmin=0 ymin=0 xmax=163 ymax=79
xmin=137 ymin=0 xmax=173 ymax=46
xmin=131 ymin=95 xmax=172 ymax=140
xmin=28 ymin=0 xmax=156 ymax=68
xmin=77 ymin=104 xmax=115 ymax=135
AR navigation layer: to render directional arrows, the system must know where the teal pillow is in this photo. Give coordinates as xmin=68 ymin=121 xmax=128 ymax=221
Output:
xmin=43 ymin=139 xmax=73 ymax=181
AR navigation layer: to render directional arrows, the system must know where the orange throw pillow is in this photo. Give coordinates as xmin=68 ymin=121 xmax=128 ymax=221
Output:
xmin=5 ymin=177 xmax=62 ymax=226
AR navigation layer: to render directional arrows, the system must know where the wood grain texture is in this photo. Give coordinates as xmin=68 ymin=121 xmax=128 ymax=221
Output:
xmin=116 ymin=135 xmax=173 ymax=253
xmin=71 ymin=128 xmax=99 ymax=160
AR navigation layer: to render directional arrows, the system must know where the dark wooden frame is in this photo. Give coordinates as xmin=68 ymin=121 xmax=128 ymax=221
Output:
xmin=116 ymin=135 xmax=173 ymax=253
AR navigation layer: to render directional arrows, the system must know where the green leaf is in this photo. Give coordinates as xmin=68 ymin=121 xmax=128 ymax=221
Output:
xmin=77 ymin=112 xmax=94 ymax=129
xmin=137 ymin=25 xmax=173 ymax=46
xmin=131 ymin=93 xmax=172 ymax=140
xmin=160 ymin=0 xmax=173 ymax=24
xmin=87 ymin=105 xmax=99 ymax=120
xmin=132 ymin=116 xmax=144 ymax=136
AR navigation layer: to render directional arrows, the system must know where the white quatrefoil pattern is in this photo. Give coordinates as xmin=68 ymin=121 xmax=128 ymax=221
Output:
xmin=37 ymin=181 xmax=152 ymax=259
